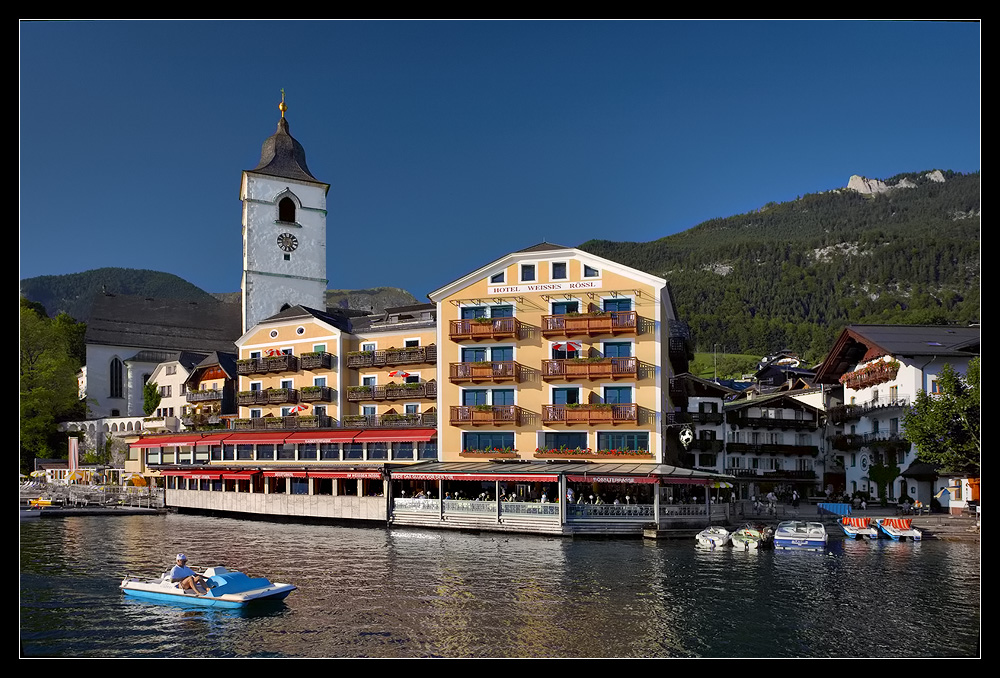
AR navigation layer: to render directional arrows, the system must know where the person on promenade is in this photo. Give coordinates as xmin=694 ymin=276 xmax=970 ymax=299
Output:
xmin=170 ymin=554 xmax=210 ymax=595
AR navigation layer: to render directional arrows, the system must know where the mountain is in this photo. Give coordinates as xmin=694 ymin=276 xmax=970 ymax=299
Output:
xmin=20 ymin=269 xmax=419 ymax=323
xmin=580 ymin=170 xmax=980 ymax=362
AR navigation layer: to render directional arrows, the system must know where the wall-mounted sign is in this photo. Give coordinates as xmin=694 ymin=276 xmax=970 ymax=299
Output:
xmin=487 ymin=280 xmax=602 ymax=295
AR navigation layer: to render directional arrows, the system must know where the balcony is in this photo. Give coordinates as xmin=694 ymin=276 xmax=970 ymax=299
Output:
xmin=346 ymin=345 xmax=437 ymax=369
xmin=449 ymin=318 xmax=524 ymax=342
xmin=232 ymin=415 xmax=335 ymax=430
xmin=186 ymin=389 xmax=223 ymax=403
xmin=727 ymin=414 xmax=819 ymax=430
xmin=725 ymin=468 xmax=817 ymax=480
xmin=449 ymin=361 xmax=525 ymax=384
xmin=541 ymin=357 xmax=637 ymax=381
xmin=450 ymin=405 xmax=526 ymax=426
xmin=542 ymin=403 xmax=638 ymax=425
xmin=340 ymin=412 xmax=437 ymax=429
xmin=237 ymin=388 xmax=299 ymax=405
xmin=236 ymin=354 xmax=299 ymax=375
xmin=726 ymin=442 xmax=820 ymax=456
xmin=300 ymin=352 xmax=334 ymax=370
xmin=299 ymin=386 xmax=335 ymax=403
xmin=346 ymin=381 xmax=438 ymax=402
xmin=688 ymin=438 xmax=724 ymax=453
xmin=541 ymin=311 xmax=637 ymax=338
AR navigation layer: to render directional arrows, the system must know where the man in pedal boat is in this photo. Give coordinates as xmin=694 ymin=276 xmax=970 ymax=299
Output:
xmin=170 ymin=553 xmax=211 ymax=595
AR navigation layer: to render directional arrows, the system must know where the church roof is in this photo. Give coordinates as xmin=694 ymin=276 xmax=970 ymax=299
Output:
xmin=86 ymin=294 xmax=241 ymax=354
xmin=247 ymin=117 xmax=325 ymax=185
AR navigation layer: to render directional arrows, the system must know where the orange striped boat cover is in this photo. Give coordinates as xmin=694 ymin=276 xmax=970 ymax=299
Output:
xmin=881 ymin=518 xmax=913 ymax=529
xmin=842 ymin=517 xmax=870 ymax=527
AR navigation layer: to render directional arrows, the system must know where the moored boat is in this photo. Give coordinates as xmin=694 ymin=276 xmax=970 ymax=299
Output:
xmin=877 ymin=518 xmax=923 ymax=542
xmin=774 ymin=521 xmax=827 ymax=550
xmin=840 ymin=516 xmax=878 ymax=540
xmin=120 ymin=566 xmax=296 ymax=608
xmin=730 ymin=523 xmax=773 ymax=550
xmin=695 ymin=526 xmax=731 ymax=548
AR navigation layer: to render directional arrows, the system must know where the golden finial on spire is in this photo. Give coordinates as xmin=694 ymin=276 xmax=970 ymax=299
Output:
xmin=279 ymin=89 xmax=287 ymax=118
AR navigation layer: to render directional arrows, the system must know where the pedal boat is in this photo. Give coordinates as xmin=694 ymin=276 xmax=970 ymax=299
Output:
xmin=695 ymin=526 xmax=731 ymax=548
xmin=877 ymin=518 xmax=923 ymax=541
xmin=840 ymin=516 xmax=879 ymax=540
xmin=774 ymin=521 xmax=828 ymax=550
xmin=120 ymin=566 xmax=296 ymax=608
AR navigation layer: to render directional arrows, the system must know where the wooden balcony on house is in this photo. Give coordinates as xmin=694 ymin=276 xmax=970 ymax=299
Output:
xmin=540 ymin=357 xmax=637 ymax=381
xmin=346 ymin=345 xmax=437 ymax=369
xmin=449 ymin=318 xmax=524 ymax=341
xmin=186 ymin=389 xmax=223 ymax=403
xmin=340 ymin=412 xmax=438 ymax=429
xmin=541 ymin=311 xmax=637 ymax=337
xmin=346 ymin=380 xmax=438 ymax=402
xmin=237 ymin=389 xmax=299 ymax=405
xmin=236 ymin=354 xmax=299 ymax=375
xmin=299 ymin=352 xmax=334 ymax=370
xmin=727 ymin=442 xmax=820 ymax=456
xmin=726 ymin=414 xmax=819 ymax=430
xmin=449 ymin=361 xmax=525 ymax=383
xmin=232 ymin=415 xmax=335 ymax=430
xmin=450 ymin=405 xmax=526 ymax=426
xmin=542 ymin=403 xmax=638 ymax=425
xmin=299 ymin=386 xmax=335 ymax=403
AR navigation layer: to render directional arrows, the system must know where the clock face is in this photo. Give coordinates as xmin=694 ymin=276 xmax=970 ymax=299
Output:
xmin=277 ymin=233 xmax=299 ymax=252
xmin=861 ymin=454 xmax=870 ymax=470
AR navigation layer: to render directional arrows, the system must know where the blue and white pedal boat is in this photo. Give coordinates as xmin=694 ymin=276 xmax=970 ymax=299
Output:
xmin=877 ymin=518 xmax=923 ymax=542
xmin=774 ymin=521 xmax=828 ymax=550
xmin=120 ymin=566 xmax=296 ymax=608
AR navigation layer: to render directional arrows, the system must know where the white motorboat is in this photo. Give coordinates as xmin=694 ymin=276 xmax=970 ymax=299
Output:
xmin=730 ymin=524 xmax=773 ymax=550
xmin=774 ymin=521 xmax=828 ymax=550
xmin=695 ymin=526 xmax=731 ymax=548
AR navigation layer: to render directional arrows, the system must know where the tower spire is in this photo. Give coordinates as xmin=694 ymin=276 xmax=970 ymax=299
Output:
xmin=279 ymin=88 xmax=287 ymax=118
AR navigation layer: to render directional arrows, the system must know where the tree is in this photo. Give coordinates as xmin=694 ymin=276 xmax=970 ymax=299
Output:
xmin=143 ymin=381 xmax=162 ymax=416
xmin=20 ymin=298 xmax=86 ymax=473
xmin=902 ymin=358 xmax=980 ymax=475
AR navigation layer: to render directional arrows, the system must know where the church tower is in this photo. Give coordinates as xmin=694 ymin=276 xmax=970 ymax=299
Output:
xmin=241 ymin=94 xmax=330 ymax=333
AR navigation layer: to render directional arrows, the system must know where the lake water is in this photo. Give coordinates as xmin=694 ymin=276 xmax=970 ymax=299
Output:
xmin=20 ymin=513 xmax=980 ymax=658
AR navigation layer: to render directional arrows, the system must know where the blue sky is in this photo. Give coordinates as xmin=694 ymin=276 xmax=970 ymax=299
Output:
xmin=19 ymin=20 xmax=980 ymax=302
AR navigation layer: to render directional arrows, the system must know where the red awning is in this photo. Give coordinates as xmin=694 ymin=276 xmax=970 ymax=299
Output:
xmin=220 ymin=470 xmax=259 ymax=480
xmin=354 ymin=429 xmax=436 ymax=443
xmin=130 ymin=435 xmax=203 ymax=449
xmin=566 ymin=474 xmax=659 ymax=485
xmin=286 ymin=430 xmax=361 ymax=444
xmin=308 ymin=471 xmax=384 ymax=480
xmin=160 ymin=470 xmax=223 ymax=479
xmin=392 ymin=472 xmax=558 ymax=482
xmin=197 ymin=433 xmax=233 ymax=443
xmin=222 ymin=432 xmax=294 ymax=445
xmin=262 ymin=471 xmax=308 ymax=478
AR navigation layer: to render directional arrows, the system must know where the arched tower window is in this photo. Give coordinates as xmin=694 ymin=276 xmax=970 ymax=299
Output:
xmin=278 ymin=197 xmax=296 ymax=223
xmin=110 ymin=357 xmax=124 ymax=399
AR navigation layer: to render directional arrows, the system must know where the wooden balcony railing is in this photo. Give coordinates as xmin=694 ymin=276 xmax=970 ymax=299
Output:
xmin=449 ymin=361 xmax=525 ymax=383
xmin=299 ymin=386 xmax=335 ymax=403
xmin=237 ymin=388 xmax=299 ymax=405
xmin=450 ymin=405 xmax=526 ymax=426
xmin=232 ymin=415 xmax=335 ymax=430
xmin=236 ymin=354 xmax=300 ymax=375
xmin=726 ymin=443 xmax=820 ymax=456
xmin=300 ymin=352 xmax=334 ymax=370
xmin=542 ymin=403 xmax=638 ymax=425
xmin=346 ymin=381 xmax=438 ymax=402
xmin=726 ymin=414 xmax=819 ymax=430
xmin=540 ymin=357 xmax=637 ymax=381
xmin=449 ymin=318 xmax=523 ymax=341
xmin=186 ymin=389 xmax=223 ymax=403
xmin=346 ymin=345 xmax=437 ymax=368
xmin=541 ymin=311 xmax=637 ymax=337
xmin=340 ymin=412 xmax=438 ymax=429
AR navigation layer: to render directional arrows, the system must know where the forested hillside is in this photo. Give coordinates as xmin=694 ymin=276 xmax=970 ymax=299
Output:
xmin=581 ymin=170 xmax=980 ymax=362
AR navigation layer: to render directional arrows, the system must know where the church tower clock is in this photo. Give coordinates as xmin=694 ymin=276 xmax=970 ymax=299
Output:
xmin=241 ymin=94 xmax=330 ymax=332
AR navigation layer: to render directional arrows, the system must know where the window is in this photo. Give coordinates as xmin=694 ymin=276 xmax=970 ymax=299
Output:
xmin=597 ymin=432 xmax=649 ymax=451
xmin=362 ymin=343 xmax=376 ymax=352
xmin=931 ymin=380 xmax=940 ymax=394
xmin=543 ymin=432 xmax=588 ymax=449
xmin=552 ymin=342 xmax=580 ymax=359
xmin=462 ymin=347 xmax=487 ymax=362
xmin=552 ymin=387 xmax=580 ymax=405
xmin=392 ymin=442 xmax=414 ymax=459
xmin=257 ymin=445 xmax=274 ymax=460
xmin=603 ymin=386 xmax=632 ymax=404
xmin=462 ymin=390 xmax=488 ymax=406
xmin=889 ymin=418 xmax=899 ymax=434
xmin=461 ymin=307 xmax=487 ymax=320
xmin=166 ymin=365 xmax=177 ymax=376
xmin=521 ymin=264 xmax=535 ymax=282
xmin=369 ymin=442 xmax=388 ymax=460
xmin=362 ymin=405 xmax=376 ymax=416
xmin=314 ymin=406 xmax=326 ymax=417
xmin=405 ymin=339 xmax=420 ymax=348
xmin=344 ymin=443 xmax=363 ymax=459
xmin=280 ymin=379 xmax=293 ymax=389
xmin=362 ymin=376 xmax=376 ymax=386
xmin=492 ymin=389 xmax=515 ymax=406
xmin=404 ymin=375 xmax=420 ymax=384
xmin=250 ymin=351 xmax=262 ymax=359
xmin=250 ymin=408 xmax=262 ymax=418
xmin=583 ymin=264 xmax=599 ymax=278
xmin=405 ymin=404 xmax=419 ymax=414
xmin=313 ymin=344 xmax=327 ymax=353
xmin=110 ymin=358 xmax=124 ymax=399
xmin=490 ymin=271 xmax=505 ymax=284
xmin=551 ymin=262 xmax=567 ymax=280
xmin=314 ymin=376 xmax=327 ymax=387
xmin=552 ymin=300 xmax=579 ymax=315
xmin=603 ymin=342 xmax=631 ymax=358
xmin=278 ymin=197 xmax=296 ymax=222
xmin=250 ymin=381 xmax=262 ymax=391
xmin=463 ymin=432 xmax=514 ymax=450
xmin=889 ymin=386 xmax=898 ymax=401
xmin=603 ymin=298 xmax=632 ymax=312
xmin=159 ymin=385 xmax=172 ymax=398
xmin=320 ymin=443 xmax=340 ymax=460
xmin=418 ymin=440 xmax=437 ymax=459
xmin=491 ymin=305 xmax=514 ymax=318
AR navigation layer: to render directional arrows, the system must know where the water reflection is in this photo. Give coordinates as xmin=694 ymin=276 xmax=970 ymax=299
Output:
xmin=21 ymin=514 xmax=979 ymax=657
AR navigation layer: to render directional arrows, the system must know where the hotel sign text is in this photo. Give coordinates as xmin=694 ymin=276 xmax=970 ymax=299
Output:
xmin=487 ymin=281 xmax=601 ymax=295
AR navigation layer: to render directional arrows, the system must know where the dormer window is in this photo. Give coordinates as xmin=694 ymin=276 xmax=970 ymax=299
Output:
xmin=278 ymin=197 xmax=296 ymax=223
xmin=521 ymin=264 xmax=536 ymax=282
xmin=490 ymin=271 xmax=505 ymax=284
xmin=551 ymin=262 xmax=567 ymax=280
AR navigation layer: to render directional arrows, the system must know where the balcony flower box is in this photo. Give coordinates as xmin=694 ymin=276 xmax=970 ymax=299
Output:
xmin=840 ymin=359 xmax=901 ymax=390
xmin=460 ymin=448 xmax=519 ymax=459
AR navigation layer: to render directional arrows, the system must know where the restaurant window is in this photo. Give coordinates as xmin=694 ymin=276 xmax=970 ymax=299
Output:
xmin=369 ymin=442 xmax=389 ymax=460
xmin=391 ymin=442 xmax=414 ymax=459
xmin=223 ymin=445 xmax=235 ymax=461
xmin=299 ymin=443 xmax=317 ymax=460
xmin=417 ymin=440 xmax=437 ymax=459
xmin=257 ymin=445 xmax=275 ymax=460
xmin=462 ymin=432 xmax=513 ymax=451
xmin=543 ymin=432 xmax=588 ymax=449
xmin=290 ymin=478 xmax=308 ymax=495
xmin=597 ymin=432 xmax=649 ymax=451
xmin=320 ymin=443 xmax=340 ymax=460
xmin=344 ymin=443 xmax=364 ymax=459
xmin=278 ymin=443 xmax=296 ymax=460
xmin=210 ymin=445 xmax=222 ymax=461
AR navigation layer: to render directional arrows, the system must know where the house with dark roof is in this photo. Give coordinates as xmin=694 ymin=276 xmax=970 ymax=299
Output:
xmin=814 ymin=324 xmax=980 ymax=505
